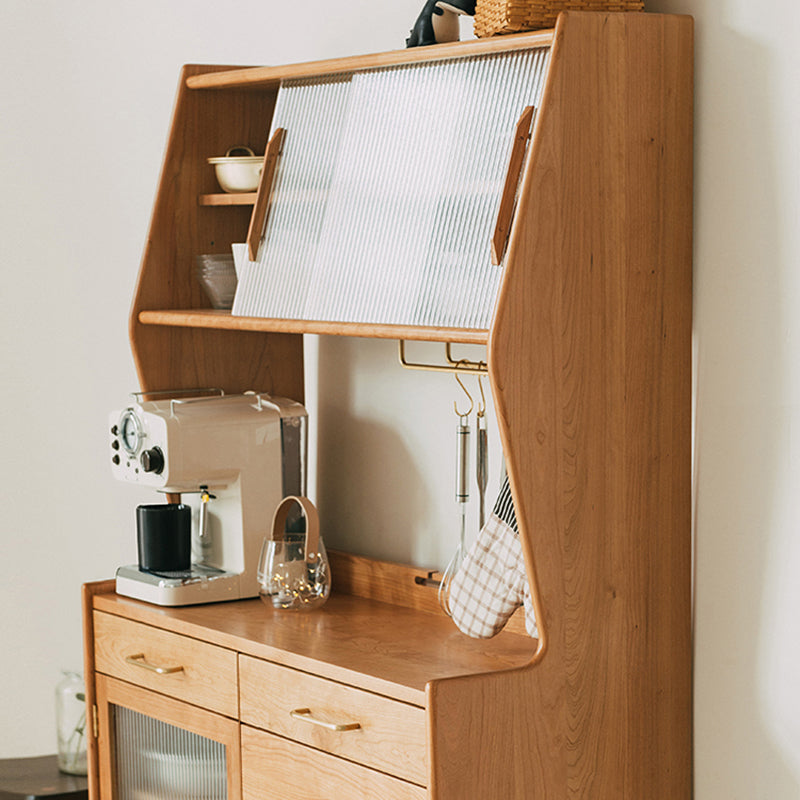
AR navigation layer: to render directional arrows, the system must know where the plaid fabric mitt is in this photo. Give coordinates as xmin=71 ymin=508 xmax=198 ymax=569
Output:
xmin=449 ymin=474 xmax=538 ymax=639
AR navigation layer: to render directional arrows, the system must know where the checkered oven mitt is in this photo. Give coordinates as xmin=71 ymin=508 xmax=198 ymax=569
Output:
xmin=449 ymin=473 xmax=538 ymax=639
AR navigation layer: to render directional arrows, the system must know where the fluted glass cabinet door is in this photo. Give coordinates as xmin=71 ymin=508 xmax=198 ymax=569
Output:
xmin=233 ymin=45 xmax=550 ymax=330
xmin=114 ymin=707 xmax=227 ymax=800
xmin=95 ymin=675 xmax=240 ymax=800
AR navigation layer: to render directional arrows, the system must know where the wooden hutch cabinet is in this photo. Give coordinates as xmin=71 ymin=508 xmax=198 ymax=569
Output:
xmin=83 ymin=11 xmax=693 ymax=799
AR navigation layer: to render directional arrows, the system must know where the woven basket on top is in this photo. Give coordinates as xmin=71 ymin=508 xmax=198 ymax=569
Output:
xmin=474 ymin=0 xmax=644 ymax=37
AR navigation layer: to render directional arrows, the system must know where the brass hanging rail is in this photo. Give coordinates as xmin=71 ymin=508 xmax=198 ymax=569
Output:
xmin=397 ymin=341 xmax=488 ymax=375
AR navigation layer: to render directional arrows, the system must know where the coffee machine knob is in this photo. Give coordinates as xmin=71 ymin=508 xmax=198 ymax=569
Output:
xmin=140 ymin=447 xmax=165 ymax=475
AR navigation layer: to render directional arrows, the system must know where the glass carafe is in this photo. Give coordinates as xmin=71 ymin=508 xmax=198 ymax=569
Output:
xmin=56 ymin=670 xmax=88 ymax=775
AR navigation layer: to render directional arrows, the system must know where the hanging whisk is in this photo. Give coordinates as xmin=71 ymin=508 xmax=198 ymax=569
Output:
xmin=475 ymin=374 xmax=488 ymax=531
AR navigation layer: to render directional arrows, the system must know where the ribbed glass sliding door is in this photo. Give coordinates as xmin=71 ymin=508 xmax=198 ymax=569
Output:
xmin=233 ymin=46 xmax=550 ymax=330
xmin=113 ymin=706 xmax=227 ymax=800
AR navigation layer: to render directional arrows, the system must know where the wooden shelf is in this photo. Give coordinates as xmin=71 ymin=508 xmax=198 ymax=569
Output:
xmin=199 ymin=193 xmax=257 ymax=206
xmin=137 ymin=308 xmax=490 ymax=345
xmin=186 ymin=30 xmax=555 ymax=91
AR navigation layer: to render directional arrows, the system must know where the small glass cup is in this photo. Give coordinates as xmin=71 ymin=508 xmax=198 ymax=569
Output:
xmin=257 ymin=496 xmax=330 ymax=611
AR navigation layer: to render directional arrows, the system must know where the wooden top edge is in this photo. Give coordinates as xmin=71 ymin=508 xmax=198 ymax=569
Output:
xmin=89 ymin=577 xmax=536 ymax=703
xmin=186 ymin=30 xmax=555 ymax=90
xmin=137 ymin=309 xmax=489 ymax=345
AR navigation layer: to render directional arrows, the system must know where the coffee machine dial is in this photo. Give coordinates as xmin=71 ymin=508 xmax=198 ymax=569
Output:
xmin=119 ymin=409 xmax=144 ymax=456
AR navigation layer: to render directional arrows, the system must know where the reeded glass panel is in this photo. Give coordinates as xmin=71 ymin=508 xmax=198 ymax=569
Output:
xmin=233 ymin=46 xmax=550 ymax=330
xmin=113 ymin=706 xmax=227 ymax=800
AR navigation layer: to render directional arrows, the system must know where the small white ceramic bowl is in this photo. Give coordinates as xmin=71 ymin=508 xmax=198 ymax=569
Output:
xmin=208 ymin=146 xmax=262 ymax=193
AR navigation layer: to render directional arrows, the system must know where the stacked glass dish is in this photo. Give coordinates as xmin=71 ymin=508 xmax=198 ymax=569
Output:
xmin=195 ymin=254 xmax=237 ymax=310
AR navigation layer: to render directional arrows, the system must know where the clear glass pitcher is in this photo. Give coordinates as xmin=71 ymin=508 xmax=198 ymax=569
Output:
xmin=258 ymin=496 xmax=330 ymax=610
xmin=55 ymin=670 xmax=88 ymax=775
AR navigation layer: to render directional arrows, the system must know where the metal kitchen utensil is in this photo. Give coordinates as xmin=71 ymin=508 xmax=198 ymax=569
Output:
xmin=475 ymin=374 xmax=488 ymax=530
xmin=439 ymin=372 xmax=473 ymax=615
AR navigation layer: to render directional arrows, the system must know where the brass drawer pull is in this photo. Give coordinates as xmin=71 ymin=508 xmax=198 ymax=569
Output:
xmin=125 ymin=653 xmax=185 ymax=675
xmin=290 ymin=707 xmax=361 ymax=732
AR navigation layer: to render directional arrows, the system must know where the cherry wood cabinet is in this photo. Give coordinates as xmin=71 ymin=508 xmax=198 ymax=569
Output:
xmin=83 ymin=11 xmax=693 ymax=798
xmin=84 ymin=561 xmax=534 ymax=799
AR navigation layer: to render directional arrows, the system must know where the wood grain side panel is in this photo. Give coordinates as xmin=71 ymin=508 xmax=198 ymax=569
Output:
xmin=427 ymin=667 xmax=560 ymax=799
xmin=129 ymin=64 xmax=304 ymax=399
xmin=472 ymin=11 xmax=693 ymax=799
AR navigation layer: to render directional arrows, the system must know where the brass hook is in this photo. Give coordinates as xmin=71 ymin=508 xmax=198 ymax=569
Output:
xmin=454 ymin=367 xmax=474 ymax=418
xmin=476 ymin=373 xmax=486 ymax=418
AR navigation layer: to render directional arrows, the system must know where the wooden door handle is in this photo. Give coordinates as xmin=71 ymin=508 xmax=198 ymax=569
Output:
xmin=491 ymin=106 xmax=535 ymax=266
xmin=246 ymin=127 xmax=287 ymax=261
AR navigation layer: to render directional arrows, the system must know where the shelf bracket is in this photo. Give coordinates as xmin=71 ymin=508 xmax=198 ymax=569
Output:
xmin=414 ymin=570 xmax=442 ymax=589
xmin=398 ymin=341 xmax=488 ymax=375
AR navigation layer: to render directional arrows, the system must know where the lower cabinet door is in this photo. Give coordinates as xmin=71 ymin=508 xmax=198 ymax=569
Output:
xmin=242 ymin=726 xmax=427 ymax=800
xmin=95 ymin=674 xmax=241 ymax=800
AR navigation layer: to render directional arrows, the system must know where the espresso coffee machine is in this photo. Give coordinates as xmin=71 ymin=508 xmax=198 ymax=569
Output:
xmin=109 ymin=391 xmax=307 ymax=606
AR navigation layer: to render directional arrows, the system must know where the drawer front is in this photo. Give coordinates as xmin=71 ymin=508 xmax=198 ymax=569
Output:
xmin=240 ymin=655 xmax=426 ymax=785
xmin=242 ymin=726 xmax=426 ymax=800
xmin=93 ymin=611 xmax=237 ymax=717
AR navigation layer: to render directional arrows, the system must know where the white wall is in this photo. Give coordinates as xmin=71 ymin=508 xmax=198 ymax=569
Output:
xmin=0 ymin=0 xmax=484 ymax=760
xmin=2 ymin=1 xmax=799 ymax=797
xmin=648 ymin=0 xmax=800 ymax=796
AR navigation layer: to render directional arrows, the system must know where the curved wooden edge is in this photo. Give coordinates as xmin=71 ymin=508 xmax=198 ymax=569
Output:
xmin=481 ymin=10 xmax=693 ymax=799
xmin=82 ymin=579 xmax=116 ymax=800
xmin=486 ymin=18 xmax=579 ymax=668
xmin=425 ymin=660 xmax=563 ymax=798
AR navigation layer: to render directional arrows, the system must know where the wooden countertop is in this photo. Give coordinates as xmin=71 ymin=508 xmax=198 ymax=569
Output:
xmin=93 ymin=588 xmax=536 ymax=706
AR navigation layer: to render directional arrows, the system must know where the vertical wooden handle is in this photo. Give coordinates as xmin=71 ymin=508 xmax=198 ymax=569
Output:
xmin=246 ymin=127 xmax=287 ymax=261
xmin=491 ymin=106 xmax=534 ymax=266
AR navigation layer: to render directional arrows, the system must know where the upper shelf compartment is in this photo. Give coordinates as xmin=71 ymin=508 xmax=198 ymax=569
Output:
xmin=231 ymin=42 xmax=552 ymax=332
xmin=133 ymin=34 xmax=556 ymax=352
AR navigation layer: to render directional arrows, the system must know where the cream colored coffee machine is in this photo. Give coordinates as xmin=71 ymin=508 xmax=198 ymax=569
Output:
xmin=109 ymin=391 xmax=307 ymax=606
